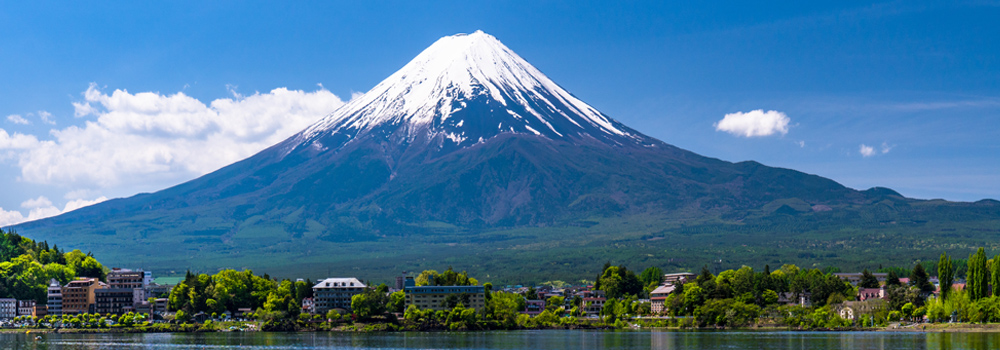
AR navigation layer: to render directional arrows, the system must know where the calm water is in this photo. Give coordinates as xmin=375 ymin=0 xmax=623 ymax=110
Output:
xmin=1 ymin=330 xmax=999 ymax=350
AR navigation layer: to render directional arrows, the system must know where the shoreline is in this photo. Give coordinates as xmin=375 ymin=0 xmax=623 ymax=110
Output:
xmin=7 ymin=322 xmax=1000 ymax=334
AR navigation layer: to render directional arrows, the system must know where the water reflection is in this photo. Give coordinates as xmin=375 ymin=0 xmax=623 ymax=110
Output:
xmin=3 ymin=330 xmax=1000 ymax=350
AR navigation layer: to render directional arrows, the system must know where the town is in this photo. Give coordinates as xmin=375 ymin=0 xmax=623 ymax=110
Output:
xmin=2 ymin=248 xmax=994 ymax=331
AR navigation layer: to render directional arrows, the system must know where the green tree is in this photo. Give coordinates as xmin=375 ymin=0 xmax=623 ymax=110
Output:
xmin=639 ymin=267 xmax=664 ymax=286
xmin=909 ymin=263 xmax=934 ymax=294
xmin=350 ymin=286 xmax=388 ymax=319
xmin=388 ymin=291 xmax=405 ymax=313
xmin=992 ymin=254 xmax=1000 ymax=298
xmin=597 ymin=266 xmax=643 ymax=299
xmin=968 ymin=248 xmax=989 ymax=301
xmin=859 ymin=269 xmax=880 ymax=289
xmin=939 ymin=252 xmax=954 ymax=299
xmin=886 ymin=271 xmax=901 ymax=286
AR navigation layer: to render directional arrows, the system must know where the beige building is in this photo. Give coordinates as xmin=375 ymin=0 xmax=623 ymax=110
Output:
xmin=649 ymin=284 xmax=676 ymax=314
xmin=62 ymin=278 xmax=103 ymax=314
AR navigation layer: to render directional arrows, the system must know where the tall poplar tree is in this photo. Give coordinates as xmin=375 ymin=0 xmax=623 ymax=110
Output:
xmin=992 ymin=254 xmax=1000 ymax=297
xmin=938 ymin=252 xmax=954 ymax=300
xmin=968 ymin=248 xmax=988 ymax=301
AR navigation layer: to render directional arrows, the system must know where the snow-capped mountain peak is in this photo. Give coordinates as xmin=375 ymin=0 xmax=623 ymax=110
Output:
xmin=297 ymin=31 xmax=645 ymax=149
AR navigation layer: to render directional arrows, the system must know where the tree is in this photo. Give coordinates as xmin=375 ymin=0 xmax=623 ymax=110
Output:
xmin=350 ymin=285 xmax=389 ymax=319
xmin=388 ymin=291 xmax=405 ymax=313
xmin=859 ymin=269 xmax=880 ymax=289
xmin=992 ymin=254 xmax=1000 ymax=298
xmin=639 ymin=267 xmax=664 ymax=287
xmin=525 ymin=286 xmax=538 ymax=300
xmin=909 ymin=263 xmax=934 ymax=294
xmin=939 ymin=252 xmax=954 ymax=299
xmin=597 ymin=265 xmax=643 ymax=299
xmin=968 ymin=248 xmax=989 ymax=301
xmin=886 ymin=271 xmax=901 ymax=286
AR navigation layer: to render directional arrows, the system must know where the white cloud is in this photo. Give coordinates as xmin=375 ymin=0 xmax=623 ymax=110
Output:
xmin=20 ymin=196 xmax=53 ymax=209
xmin=796 ymin=140 xmax=805 ymax=148
xmin=0 ymin=207 xmax=25 ymax=228
xmin=38 ymin=111 xmax=56 ymax=125
xmin=880 ymin=142 xmax=893 ymax=154
xmin=1 ymin=83 xmax=344 ymax=191
xmin=6 ymin=114 xmax=30 ymax=125
xmin=0 ymin=129 xmax=41 ymax=149
xmin=714 ymin=109 xmax=790 ymax=137
xmin=859 ymin=144 xmax=876 ymax=157
xmin=0 ymin=195 xmax=107 ymax=227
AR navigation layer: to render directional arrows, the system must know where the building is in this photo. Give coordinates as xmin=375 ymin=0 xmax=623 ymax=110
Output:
xmin=833 ymin=272 xmax=888 ymax=286
xmin=0 ymin=298 xmax=15 ymax=319
xmin=46 ymin=278 xmax=63 ymax=315
xmin=523 ymin=299 xmax=546 ymax=315
xmin=662 ymin=273 xmax=696 ymax=285
xmin=649 ymin=285 xmax=676 ymax=314
xmin=578 ymin=290 xmax=606 ymax=315
xmin=777 ymin=292 xmax=812 ymax=307
xmin=301 ymin=297 xmax=315 ymax=314
xmin=312 ymin=277 xmax=366 ymax=314
xmin=62 ymin=277 xmax=103 ymax=314
xmin=95 ymin=288 xmax=136 ymax=315
xmin=403 ymin=277 xmax=485 ymax=311
xmin=16 ymin=300 xmax=36 ymax=317
xmin=858 ymin=287 xmax=887 ymax=301
xmin=107 ymin=268 xmax=147 ymax=289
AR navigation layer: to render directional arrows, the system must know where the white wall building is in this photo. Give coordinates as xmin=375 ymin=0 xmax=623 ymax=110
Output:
xmin=312 ymin=278 xmax=366 ymax=315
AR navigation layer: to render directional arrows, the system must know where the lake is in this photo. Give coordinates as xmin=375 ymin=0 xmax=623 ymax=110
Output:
xmin=1 ymin=330 xmax=999 ymax=349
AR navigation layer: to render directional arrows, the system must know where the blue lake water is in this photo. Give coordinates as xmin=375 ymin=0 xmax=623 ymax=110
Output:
xmin=1 ymin=330 xmax=999 ymax=349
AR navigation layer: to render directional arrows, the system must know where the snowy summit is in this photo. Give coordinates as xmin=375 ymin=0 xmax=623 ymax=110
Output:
xmin=293 ymin=31 xmax=650 ymax=153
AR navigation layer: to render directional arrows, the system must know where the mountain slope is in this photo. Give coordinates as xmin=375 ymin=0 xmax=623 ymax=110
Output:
xmin=13 ymin=31 xmax=999 ymax=281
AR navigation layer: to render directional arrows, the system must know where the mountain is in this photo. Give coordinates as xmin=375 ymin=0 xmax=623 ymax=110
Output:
xmin=13 ymin=31 xmax=999 ymax=282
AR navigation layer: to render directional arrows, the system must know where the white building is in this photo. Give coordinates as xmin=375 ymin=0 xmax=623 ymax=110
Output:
xmin=312 ymin=278 xmax=366 ymax=315
xmin=46 ymin=278 xmax=63 ymax=315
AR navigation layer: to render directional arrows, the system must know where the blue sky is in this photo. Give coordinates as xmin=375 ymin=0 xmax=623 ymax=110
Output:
xmin=1 ymin=1 xmax=998 ymax=224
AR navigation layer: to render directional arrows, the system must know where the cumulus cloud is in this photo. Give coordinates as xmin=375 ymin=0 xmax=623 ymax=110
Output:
xmin=6 ymin=114 xmax=30 ymax=125
xmin=714 ymin=109 xmax=790 ymax=137
xmin=859 ymin=144 xmax=876 ymax=157
xmin=20 ymin=196 xmax=53 ymax=209
xmin=1 ymin=83 xmax=344 ymax=191
xmin=0 ymin=195 xmax=108 ymax=227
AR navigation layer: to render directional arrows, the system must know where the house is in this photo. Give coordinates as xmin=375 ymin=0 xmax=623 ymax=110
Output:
xmin=16 ymin=300 xmax=36 ymax=317
xmin=312 ymin=277 xmax=366 ymax=314
xmin=403 ymin=276 xmax=485 ymax=311
xmin=523 ymin=299 xmax=546 ymax=315
xmin=777 ymin=292 xmax=812 ymax=307
xmin=578 ymin=290 xmax=606 ymax=315
xmin=858 ymin=287 xmax=887 ymax=301
xmin=649 ymin=285 xmax=676 ymax=314
xmin=301 ymin=297 xmax=315 ymax=314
